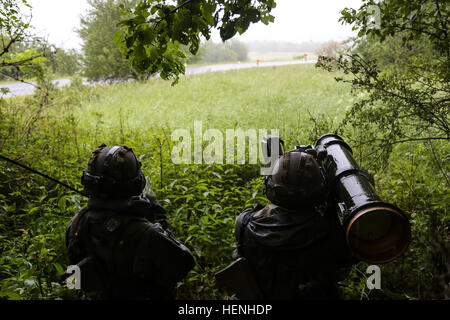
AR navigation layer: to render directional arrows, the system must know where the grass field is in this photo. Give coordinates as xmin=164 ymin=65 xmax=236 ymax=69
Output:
xmin=75 ymin=63 xmax=351 ymax=146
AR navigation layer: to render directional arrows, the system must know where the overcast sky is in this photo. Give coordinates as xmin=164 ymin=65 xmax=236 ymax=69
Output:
xmin=28 ymin=0 xmax=363 ymax=50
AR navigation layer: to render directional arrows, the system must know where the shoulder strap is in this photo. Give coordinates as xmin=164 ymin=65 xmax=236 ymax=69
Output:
xmin=235 ymin=204 xmax=263 ymax=255
xmin=66 ymin=206 xmax=90 ymax=239
xmin=66 ymin=206 xmax=90 ymax=263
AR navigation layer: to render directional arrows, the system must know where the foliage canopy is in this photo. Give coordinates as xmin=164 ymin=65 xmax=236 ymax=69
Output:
xmin=114 ymin=0 xmax=276 ymax=83
xmin=317 ymin=0 xmax=449 ymax=157
xmin=0 ymin=0 xmax=50 ymax=89
xmin=79 ymin=0 xmax=148 ymax=81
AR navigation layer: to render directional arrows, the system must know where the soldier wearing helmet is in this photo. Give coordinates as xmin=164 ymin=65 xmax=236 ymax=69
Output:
xmin=230 ymin=149 xmax=353 ymax=299
xmin=66 ymin=144 xmax=195 ymax=299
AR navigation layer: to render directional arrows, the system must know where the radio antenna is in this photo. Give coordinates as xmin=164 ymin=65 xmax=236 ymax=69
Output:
xmin=0 ymin=154 xmax=87 ymax=197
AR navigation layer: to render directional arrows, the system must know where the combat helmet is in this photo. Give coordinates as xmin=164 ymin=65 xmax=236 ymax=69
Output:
xmin=265 ymin=150 xmax=326 ymax=209
xmin=81 ymin=144 xmax=146 ymax=198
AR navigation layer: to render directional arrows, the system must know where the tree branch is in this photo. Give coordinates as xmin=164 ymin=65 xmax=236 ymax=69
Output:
xmin=427 ymin=137 xmax=450 ymax=188
xmin=0 ymin=53 xmax=45 ymax=67
xmin=153 ymin=0 xmax=195 ymax=29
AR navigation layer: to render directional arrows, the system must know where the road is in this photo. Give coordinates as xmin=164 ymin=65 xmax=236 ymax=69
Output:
xmin=0 ymin=59 xmax=316 ymax=98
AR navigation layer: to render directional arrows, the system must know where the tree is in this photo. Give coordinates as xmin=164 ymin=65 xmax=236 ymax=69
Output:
xmin=225 ymin=39 xmax=248 ymax=61
xmin=315 ymin=40 xmax=342 ymax=58
xmin=317 ymin=0 xmax=449 ymax=153
xmin=114 ymin=0 xmax=276 ymax=83
xmin=187 ymin=39 xmax=248 ymax=64
xmin=197 ymin=41 xmax=237 ymax=63
xmin=51 ymin=48 xmax=82 ymax=76
xmin=0 ymin=0 xmax=50 ymax=87
xmin=349 ymin=34 xmax=435 ymax=73
xmin=79 ymin=0 xmax=147 ymax=81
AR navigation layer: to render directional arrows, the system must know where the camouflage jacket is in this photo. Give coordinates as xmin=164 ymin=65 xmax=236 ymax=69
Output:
xmin=66 ymin=194 xmax=195 ymax=299
xmin=234 ymin=203 xmax=354 ymax=299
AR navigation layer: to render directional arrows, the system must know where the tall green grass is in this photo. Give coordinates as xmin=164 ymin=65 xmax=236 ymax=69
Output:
xmin=75 ymin=64 xmax=352 ymax=144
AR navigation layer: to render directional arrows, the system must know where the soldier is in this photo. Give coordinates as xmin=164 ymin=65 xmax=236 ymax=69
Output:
xmin=66 ymin=144 xmax=195 ymax=299
xmin=219 ymin=150 xmax=354 ymax=299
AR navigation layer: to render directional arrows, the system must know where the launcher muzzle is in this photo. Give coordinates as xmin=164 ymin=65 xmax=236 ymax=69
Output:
xmin=315 ymin=134 xmax=411 ymax=264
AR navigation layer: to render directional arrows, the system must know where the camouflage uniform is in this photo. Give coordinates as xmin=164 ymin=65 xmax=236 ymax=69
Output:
xmin=234 ymin=202 xmax=353 ymax=299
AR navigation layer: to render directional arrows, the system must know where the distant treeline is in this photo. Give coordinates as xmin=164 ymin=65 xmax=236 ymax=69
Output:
xmin=185 ymin=40 xmax=249 ymax=64
xmin=185 ymin=40 xmax=329 ymax=65
xmin=0 ymin=43 xmax=82 ymax=81
xmin=245 ymin=40 xmax=323 ymax=53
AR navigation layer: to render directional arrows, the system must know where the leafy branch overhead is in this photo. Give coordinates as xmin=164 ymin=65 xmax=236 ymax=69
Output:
xmin=114 ymin=0 xmax=276 ymax=83
xmin=0 ymin=0 xmax=53 ymax=87
xmin=0 ymin=0 xmax=31 ymax=59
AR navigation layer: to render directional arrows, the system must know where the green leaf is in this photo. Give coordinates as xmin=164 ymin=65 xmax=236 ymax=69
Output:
xmin=54 ymin=263 xmax=64 ymax=274
xmin=0 ymin=291 xmax=21 ymax=300
xmin=58 ymin=196 xmax=66 ymax=211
